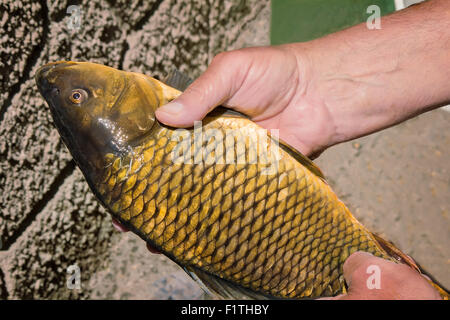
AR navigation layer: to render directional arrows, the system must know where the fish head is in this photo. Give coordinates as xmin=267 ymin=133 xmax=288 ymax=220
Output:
xmin=35 ymin=61 xmax=180 ymax=179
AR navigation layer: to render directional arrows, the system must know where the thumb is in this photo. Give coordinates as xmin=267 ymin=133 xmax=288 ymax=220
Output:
xmin=155 ymin=52 xmax=242 ymax=127
xmin=329 ymin=251 xmax=442 ymax=300
xmin=328 ymin=251 xmax=386 ymax=300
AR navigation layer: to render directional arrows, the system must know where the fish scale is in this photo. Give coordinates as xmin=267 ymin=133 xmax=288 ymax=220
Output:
xmin=97 ymin=116 xmax=391 ymax=299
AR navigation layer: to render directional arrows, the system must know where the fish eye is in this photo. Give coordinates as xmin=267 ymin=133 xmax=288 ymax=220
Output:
xmin=69 ymin=89 xmax=88 ymax=105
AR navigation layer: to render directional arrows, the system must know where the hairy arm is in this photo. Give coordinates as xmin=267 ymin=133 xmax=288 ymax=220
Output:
xmin=288 ymin=0 xmax=450 ymax=148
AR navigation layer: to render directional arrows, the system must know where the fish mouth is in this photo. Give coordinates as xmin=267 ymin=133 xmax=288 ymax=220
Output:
xmin=35 ymin=61 xmax=75 ymax=155
xmin=35 ymin=61 xmax=77 ymax=95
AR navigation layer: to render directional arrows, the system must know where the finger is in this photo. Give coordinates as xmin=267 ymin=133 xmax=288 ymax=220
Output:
xmin=155 ymin=52 xmax=243 ymax=127
xmin=332 ymin=251 xmax=442 ymax=300
xmin=324 ymin=251 xmax=379 ymax=300
xmin=341 ymin=251 xmax=377 ymax=288
xmin=146 ymin=242 xmax=161 ymax=254
xmin=328 ymin=251 xmax=393 ymax=300
xmin=113 ymin=218 xmax=160 ymax=254
xmin=111 ymin=218 xmax=129 ymax=232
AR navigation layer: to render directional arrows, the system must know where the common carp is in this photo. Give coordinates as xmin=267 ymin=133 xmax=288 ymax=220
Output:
xmin=35 ymin=61 xmax=448 ymax=299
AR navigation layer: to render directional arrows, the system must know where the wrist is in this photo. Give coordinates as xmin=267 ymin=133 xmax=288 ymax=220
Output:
xmin=293 ymin=1 xmax=450 ymax=148
xmin=304 ymin=37 xmax=398 ymax=147
xmin=279 ymin=42 xmax=339 ymax=155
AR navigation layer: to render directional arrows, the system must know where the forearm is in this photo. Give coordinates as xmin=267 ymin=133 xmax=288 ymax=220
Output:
xmin=289 ymin=0 xmax=450 ymax=145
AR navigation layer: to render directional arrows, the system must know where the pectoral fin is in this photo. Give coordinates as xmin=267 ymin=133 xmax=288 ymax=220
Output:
xmin=164 ymin=69 xmax=193 ymax=91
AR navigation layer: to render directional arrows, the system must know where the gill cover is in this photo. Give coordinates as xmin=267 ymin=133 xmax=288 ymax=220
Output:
xmin=106 ymin=70 xmax=180 ymax=149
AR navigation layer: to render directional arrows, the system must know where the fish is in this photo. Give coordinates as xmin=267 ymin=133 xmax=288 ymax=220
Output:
xmin=35 ymin=61 xmax=449 ymax=299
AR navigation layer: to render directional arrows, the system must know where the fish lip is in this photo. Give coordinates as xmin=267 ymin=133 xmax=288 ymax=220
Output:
xmin=35 ymin=64 xmax=54 ymax=95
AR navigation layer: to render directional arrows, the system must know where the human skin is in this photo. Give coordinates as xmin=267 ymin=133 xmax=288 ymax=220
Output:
xmin=321 ymin=252 xmax=441 ymax=300
xmin=114 ymin=0 xmax=450 ymax=299
xmin=156 ymin=0 xmax=450 ymax=158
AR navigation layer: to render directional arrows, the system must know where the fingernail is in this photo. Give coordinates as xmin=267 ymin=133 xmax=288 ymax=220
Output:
xmin=352 ymin=251 xmax=374 ymax=257
xmin=421 ymin=274 xmax=432 ymax=281
xmin=112 ymin=218 xmax=129 ymax=232
xmin=344 ymin=251 xmax=373 ymax=265
xmin=157 ymin=102 xmax=184 ymax=115
xmin=146 ymin=242 xmax=161 ymax=254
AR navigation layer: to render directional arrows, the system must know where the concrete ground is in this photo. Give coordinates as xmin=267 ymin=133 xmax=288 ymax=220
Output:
xmin=0 ymin=0 xmax=448 ymax=299
xmin=316 ymin=110 xmax=450 ymax=290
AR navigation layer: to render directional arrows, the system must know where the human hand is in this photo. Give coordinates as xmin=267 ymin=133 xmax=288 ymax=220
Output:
xmin=324 ymin=251 xmax=441 ymax=300
xmin=156 ymin=0 xmax=450 ymax=158
xmin=155 ymin=45 xmax=334 ymax=158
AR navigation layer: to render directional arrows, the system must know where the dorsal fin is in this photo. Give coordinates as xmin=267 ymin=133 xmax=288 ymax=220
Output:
xmin=371 ymin=232 xmax=449 ymax=299
xmin=164 ymin=69 xmax=193 ymax=91
xmin=371 ymin=232 xmax=420 ymax=271
xmin=183 ymin=265 xmax=273 ymax=300
xmin=270 ymin=134 xmax=326 ymax=181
